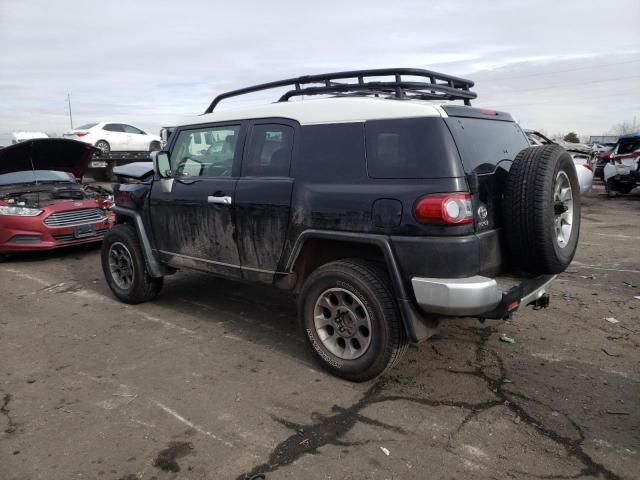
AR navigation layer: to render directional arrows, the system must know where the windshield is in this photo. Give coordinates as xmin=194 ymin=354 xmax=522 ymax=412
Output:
xmin=0 ymin=170 xmax=74 ymax=186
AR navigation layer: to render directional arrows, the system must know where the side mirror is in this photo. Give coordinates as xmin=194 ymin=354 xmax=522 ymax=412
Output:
xmin=151 ymin=151 xmax=171 ymax=178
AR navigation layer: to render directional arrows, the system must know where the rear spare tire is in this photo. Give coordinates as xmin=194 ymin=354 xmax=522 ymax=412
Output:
xmin=504 ymin=145 xmax=580 ymax=274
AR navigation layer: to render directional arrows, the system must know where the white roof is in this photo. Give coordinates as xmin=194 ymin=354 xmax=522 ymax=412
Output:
xmin=176 ymin=97 xmax=448 ymax=127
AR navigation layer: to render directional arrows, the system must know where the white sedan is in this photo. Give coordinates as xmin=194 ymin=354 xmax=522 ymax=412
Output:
xmin=64 ymin=122 xmax=161 ymax=154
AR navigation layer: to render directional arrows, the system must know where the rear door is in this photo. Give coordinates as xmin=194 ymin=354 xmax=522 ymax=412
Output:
xmin=443 ymin=108 xmax=530 ymax=233
xmin=102 ymin=123 xmax=126 ymax=150
xmin=235 ymin=120 xmax=296 ymax=283
xmin=149 ymin=123 xmax=245 ymax=278
xmin=121 ymin=124 xmax=147 ymax=151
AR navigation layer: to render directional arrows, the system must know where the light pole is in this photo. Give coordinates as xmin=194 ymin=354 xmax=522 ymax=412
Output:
xmin=67 ymin=93 xmax=73 ymax=130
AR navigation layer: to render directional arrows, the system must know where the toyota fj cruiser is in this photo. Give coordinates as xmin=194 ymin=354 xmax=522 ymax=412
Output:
xmin=101 ymin=68 xmax=581 ymax=381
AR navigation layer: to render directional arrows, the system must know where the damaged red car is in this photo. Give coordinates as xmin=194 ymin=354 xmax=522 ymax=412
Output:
xmin=0 ymin=138 xmax=114 ymax=260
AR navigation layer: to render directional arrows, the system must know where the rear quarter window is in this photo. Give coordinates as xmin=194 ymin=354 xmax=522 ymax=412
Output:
xmin=365 ymin=118 xmax=462 ymax=179
xmin=444 ymin=117 xmax=529 ymax=174
xmin=296 ymin=123 xmax=365 ymax=181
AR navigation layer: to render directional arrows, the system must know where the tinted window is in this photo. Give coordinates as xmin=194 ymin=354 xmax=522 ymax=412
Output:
xmin=298 ymin=123 xmax=365 ymax=181
xmin=170 ymin=125 xmax=240 ymax=177
xmin=617 ymin=138 xmax=640 ymax=155
xmin=122 ymin=124 xmax=144 ymax=134
xmin=103 ymin=124 xmax=124 ymax=132
xmin=76 ymin=123 xmax=97 ymax=130
xmin=365 ymin=118 xmax=461 ymax=179
xmin=243 ymin=124 xmax=293 ymax=177
xmin=445 ymin=117 xmax=529 ymax=174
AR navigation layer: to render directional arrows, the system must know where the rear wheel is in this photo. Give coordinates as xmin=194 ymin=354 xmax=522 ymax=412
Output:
xmin=504 ymin=145 xmax=581 ymax=274
xmin=605 ymin=179 xmax=619 ymax=197
xmin=299 ymin=259 xmax=407 ymax=382
xmin=101 ymin=224 xmax=163 ymax=304
xmin=95 ymin=140 xmax=110 ymax=154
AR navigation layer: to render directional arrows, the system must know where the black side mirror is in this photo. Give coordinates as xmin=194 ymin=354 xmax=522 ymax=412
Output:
xmin=151 ymin=151 xmax=171 ymax=178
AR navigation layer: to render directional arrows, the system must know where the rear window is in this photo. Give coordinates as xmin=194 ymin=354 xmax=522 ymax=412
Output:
xmin=444 ymin=117 xmax=529 ymax=174
xmin=617 ymin=138 xmax=640 ymax=155
xmin=365 ymin=118 xmax=461 ymax=179
xmin=76 ymin=123 xmax=97 ymax=130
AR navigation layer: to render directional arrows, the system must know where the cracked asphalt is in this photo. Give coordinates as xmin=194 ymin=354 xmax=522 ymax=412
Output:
xmin=1 ymin=184 xmax=639 ymax=480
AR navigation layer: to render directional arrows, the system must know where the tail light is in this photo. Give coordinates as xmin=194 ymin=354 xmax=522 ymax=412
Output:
xmin=414 ymin=193 xmax=473 ymax=225
xmin=75 ymin=131 xmax=89 ymax=137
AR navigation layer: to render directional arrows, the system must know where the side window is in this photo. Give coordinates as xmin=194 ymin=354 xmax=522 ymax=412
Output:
xmin=122 ymin=124 xmax=144 ymax=134
xmin=170 ymin=125 xmax=241 ymax=177
xmin=242 ymin=124 xmax=293 ymax=177
xmin=103 ymin=123 xmax=123 ymax=132
xmin=365 ymin=118 xmax=461 ymax=178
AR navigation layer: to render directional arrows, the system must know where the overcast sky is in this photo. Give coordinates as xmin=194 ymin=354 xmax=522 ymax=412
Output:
xmin=1 ymin=0 xmax=638 ymax=144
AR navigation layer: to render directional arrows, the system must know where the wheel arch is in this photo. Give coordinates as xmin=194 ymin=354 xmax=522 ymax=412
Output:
xmin=286 ymin=230 xmax=438 ymax=342
xmin=111 ymin=206 xmax=173 ymax=278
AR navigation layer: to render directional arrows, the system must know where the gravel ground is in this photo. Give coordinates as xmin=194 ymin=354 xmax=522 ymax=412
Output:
xmin=1 ymin=183 xmax=638 ymax=480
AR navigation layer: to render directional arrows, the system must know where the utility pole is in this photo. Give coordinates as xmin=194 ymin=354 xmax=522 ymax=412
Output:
xmin=67 ymin=93 xmax=73 ymax=129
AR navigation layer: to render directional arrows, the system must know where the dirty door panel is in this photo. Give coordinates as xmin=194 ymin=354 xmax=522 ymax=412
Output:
xmin=235 ymin=121 xmax=295 ymax=282
xmin=150 ymin=124 xmax=244 ymax=278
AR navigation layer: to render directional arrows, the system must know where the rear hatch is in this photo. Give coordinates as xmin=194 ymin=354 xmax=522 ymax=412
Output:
xmin=442 ymin=106 xmax=530 ymax=233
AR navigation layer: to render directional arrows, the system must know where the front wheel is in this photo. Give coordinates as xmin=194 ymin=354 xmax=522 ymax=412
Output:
xmin=299 ymin=259 xmax=407 ymax=382
xmin=101 ymin=224 xmax=163 ymax=304
xmin=149 ymin=141 xmax=161 ymax=152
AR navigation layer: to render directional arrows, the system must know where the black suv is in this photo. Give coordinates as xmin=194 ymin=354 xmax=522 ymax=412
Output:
xmin=101 ymin=69 xmax=581 ymax=381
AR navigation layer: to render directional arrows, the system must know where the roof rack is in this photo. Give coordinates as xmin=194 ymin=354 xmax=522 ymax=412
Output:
xmin=204 ymin=68 xmax=476 ymax=114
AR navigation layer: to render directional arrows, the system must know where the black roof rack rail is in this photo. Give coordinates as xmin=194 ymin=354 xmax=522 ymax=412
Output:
xmin=204 ymin=68 xmax=476 ymax=114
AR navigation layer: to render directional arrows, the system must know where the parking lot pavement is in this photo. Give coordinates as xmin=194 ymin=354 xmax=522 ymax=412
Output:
xmin=1 ymin=184 xmax=639 ymax=480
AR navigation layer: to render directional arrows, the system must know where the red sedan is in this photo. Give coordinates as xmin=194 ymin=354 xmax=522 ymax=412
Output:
xmin=0 ymin=138 xmax=114 ymax=260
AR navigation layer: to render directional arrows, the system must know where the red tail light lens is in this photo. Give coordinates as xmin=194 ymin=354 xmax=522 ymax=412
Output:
xmin=414 ymin=193 xmax=474 ymax=225
xmin=75 ymin=131 xmax=89 ymax=137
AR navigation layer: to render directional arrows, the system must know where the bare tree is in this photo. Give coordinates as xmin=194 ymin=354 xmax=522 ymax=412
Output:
xmin=612 ymin=119 xmax=638 ymax=135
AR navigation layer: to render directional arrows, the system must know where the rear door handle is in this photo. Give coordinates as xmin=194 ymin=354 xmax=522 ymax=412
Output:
xmin=207 ymin=195 xmax=232 ymax=205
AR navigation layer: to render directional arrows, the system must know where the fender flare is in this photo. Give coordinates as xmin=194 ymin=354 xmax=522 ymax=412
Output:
xmin=286 ymin=230 xmax=438 ymax=343
xmin=112 ymin=206 xmax=168 ymax=278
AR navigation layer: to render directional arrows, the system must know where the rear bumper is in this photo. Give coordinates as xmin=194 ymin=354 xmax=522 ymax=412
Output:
xmin=411 ymin=274 xmax=555 ymax=318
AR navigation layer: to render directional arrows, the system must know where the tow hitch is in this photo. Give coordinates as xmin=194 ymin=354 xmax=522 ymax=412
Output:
xmin=529 ymin=292 xmax=550 ymax=310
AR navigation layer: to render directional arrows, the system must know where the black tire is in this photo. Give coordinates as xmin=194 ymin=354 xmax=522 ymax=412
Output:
xmin=504 ymin=145 xmax=581 ymax=274
xmin=149 ymin=141 xmax=161 ymax=152
xmin=298 ymin=259 xmax=407 ymax=382
xmin=101 ymin=224 xmax=163 ymax=304
xmin=95 ymin=140 xmax=110 ymax=154
xmin=605 ymin=179 xmax=619 ymax=197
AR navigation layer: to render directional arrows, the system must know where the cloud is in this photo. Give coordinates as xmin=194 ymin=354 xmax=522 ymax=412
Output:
xmin=1 ymin=0 xmax=639 ymax=144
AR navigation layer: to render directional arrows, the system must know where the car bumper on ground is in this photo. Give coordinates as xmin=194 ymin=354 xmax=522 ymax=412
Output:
xmin=411 ymin=274 xmax=555 ymax=318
